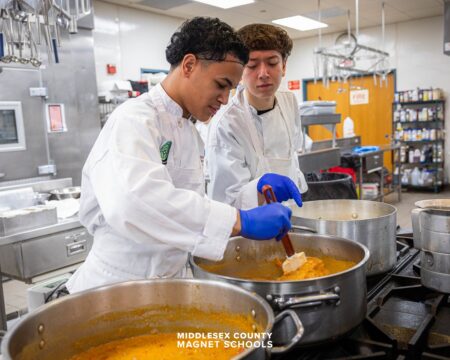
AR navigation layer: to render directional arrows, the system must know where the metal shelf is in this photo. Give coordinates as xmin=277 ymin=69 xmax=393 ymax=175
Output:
xmin=400 ymin=162 xmax=443 ymax=167
xmin=301 ymin=114 xmax=341 ymax=126
xmin=393 ymin=100 xmax=444 ymax=105
xmin=404 ymin=184 xmax=443 ymax=192
xmin=401 ymin=140 xmax=444 ymax=143
xmin=393 ymin=120 xmax=444 ymax=124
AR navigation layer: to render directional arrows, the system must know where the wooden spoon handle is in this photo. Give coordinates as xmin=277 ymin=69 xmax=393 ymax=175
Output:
xmin=261 ymin=185 xmax=295 ymax=257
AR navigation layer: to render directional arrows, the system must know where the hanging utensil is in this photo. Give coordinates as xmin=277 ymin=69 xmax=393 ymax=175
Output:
xmin=262 ymin=185 xmax=307 ymax=275
xmin=0 ymin=14 xmax=5 ymax=60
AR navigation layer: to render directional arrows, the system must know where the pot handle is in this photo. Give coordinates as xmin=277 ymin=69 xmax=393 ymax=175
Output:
xmin=268 ymin=287 xmax=340 ymax=310
xmin=270 ymin=309 xmax=304 ymax=354
xmin=290 ymin=225 xmax=317 ymax=233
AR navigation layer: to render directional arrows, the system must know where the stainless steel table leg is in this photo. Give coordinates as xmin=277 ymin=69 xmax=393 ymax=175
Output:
xmin=359 ymin=164 xmax=363 ymax=199
xmin=0 ymin=271 xmax=7 ymax=331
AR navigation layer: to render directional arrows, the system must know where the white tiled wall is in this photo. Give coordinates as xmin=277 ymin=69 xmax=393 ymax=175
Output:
xmin=93 ymin=0 xmax=183 ymax=96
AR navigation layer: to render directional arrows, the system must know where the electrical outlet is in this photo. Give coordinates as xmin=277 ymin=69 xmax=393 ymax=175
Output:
xmin=29 ymin=87 xmax=48 ymax=97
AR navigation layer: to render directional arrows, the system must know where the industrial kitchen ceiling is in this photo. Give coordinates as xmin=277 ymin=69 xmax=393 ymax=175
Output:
xmin=99 ymin=0 xmax=444 ymax=39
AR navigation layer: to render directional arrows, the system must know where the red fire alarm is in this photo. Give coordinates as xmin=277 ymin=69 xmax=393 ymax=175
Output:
xmin=106 ymin=64 xmax=117 ymax=75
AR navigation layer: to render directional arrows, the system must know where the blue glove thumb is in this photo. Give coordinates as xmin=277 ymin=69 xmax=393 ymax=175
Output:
xmin=257 ymin=173 xmax=303 ymax=207
xmin=239 ymin=203 xmax=292 ymax=241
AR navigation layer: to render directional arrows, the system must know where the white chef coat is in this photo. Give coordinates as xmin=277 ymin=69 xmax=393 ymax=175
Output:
xmin=66 ymin=84 xmax=236 ymax=294
xmin=206 ymin=86 xmax=308 ymax=209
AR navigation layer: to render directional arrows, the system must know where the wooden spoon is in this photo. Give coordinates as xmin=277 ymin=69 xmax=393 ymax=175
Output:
xmin=262 ymin=185 xmax=306 ymax=275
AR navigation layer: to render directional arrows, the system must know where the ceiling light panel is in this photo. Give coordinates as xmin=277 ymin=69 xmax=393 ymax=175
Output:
xmin=192 ymin=0 xmax=254 ymax=9
xmin=273 ymin=15 xmax=328 ymax=31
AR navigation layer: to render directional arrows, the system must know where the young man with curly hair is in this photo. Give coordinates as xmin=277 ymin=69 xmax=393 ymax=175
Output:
xmin=207 ymin=24 xmax=308 ymax=209
xmin=67 ymin=18 xmax=300 ymax=293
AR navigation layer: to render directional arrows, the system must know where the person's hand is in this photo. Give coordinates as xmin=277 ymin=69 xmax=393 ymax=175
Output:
xmin=257 ymin=173 xmax=302 ymax=207
xmin=239 ymin=203 xmax=292 ymax=241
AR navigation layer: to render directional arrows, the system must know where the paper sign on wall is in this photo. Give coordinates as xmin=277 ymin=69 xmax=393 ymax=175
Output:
xmin=46 ymin=103 xmax=67 ymax=133
xmin=350 ymin=89 xmax=369 ymax=105
xmin=288 ymin=80 xmax=300 ymax=90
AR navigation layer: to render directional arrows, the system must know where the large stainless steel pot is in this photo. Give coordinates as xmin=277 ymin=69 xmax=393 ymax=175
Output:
xmin=190 ymin=232 xmax=370 ymax=345
xmin=411 ymin=199 xmax=450 ymax=293
xmin=1 ymin=279 xmax=304 ymax=360
xmin=291 ymin=199 xmax=397 ymax=275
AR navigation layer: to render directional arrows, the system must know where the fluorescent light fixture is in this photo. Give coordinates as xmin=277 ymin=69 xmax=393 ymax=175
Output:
xmin=192 ymin=0 xmax=254 ymax=9
xmin=273 ymin=15 xmax=328 ymax=31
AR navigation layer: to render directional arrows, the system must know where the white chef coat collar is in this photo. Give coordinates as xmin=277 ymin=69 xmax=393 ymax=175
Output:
xmin=153 ymin=83 xmax=185 ymax=118
xmin=237 ymin=85 xmax=278 ymax=117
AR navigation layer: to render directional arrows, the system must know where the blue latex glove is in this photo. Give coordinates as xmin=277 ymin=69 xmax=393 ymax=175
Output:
xmin=257 ymin=173 xmax=303 ymax=207
xmin=352 ymin=146 xmax=380 ymax=154
xmin=239 ymin=203 xmax=292 ymax=241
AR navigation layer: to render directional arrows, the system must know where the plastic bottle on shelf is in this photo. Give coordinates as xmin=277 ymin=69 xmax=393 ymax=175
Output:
xmin=400 ymin=109 xmax=406 ymax=122
xmin=423 ymin=89 xmax=429 ymax=101
xmin=400 ymin=146 xmax=406 ymax=163
xmin=420 ymin=147 xmax=426 ymax=163
xmin=430 ymin=129 xmax=436 ymax=140
xmin=414 ymin=148 xmax=421 ymax=163
xmin=409 ymin=148 xmax=415 ymax=163
xmin=411 ymin=167 xmax=421 ymax=186
xmin=401 ymin=171 xmax=410 ymax=185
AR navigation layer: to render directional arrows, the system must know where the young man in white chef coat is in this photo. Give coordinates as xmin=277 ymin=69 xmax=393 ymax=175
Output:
xmin=66 ymin=17 xmax=302 ymax=294
xmin=207 ymin=24 xmax=308 ymax=209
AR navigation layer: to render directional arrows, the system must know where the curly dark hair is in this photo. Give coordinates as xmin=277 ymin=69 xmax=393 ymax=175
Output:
xmin=237 ymin=24 xmax=293 ymax=60
xmin=166 ymin=17 xmax=249 ymax=67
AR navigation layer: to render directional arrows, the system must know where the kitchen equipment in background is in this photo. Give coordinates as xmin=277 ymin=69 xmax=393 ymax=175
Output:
xmin=411 ymin=199 xmax=450 ymax=293
xmin=303 ymin=172 xmax=357 ymax=202
xmin=26 ymin=273 xmax=71 ymax=311
xmin=49 ymin=186 xmax=80 ymax=199
xmin=33 ymin=192 xmax=51 ymax=204
xmin=0 ymin=205 xmax=57 ymax=236
xmin=0 ymin=101 xmax=26 ymax=152
xmin=299 ymin=101 xmax=336 ymax=115
xmin=291 ymin=199 xmax=397 ymax=275
xmin=0 ymin=0 xmax=92 ymax=66
xmin=191 ymin=231 xmax=369 ymax=345
xmin=1 ymin=279 xmax=304 ymax=360
xmin=0 ymin=187 xmax=34 ymax=210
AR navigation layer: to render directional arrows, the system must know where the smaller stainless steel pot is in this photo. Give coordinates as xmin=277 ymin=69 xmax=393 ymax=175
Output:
xmin=291 ymin=199 xmax=397 ymax=275
xmin=1 ymin=279 xmax=304 ymax=360
xmin=50 ymin=186 xmax=81 ymax=200
xmin=412 ymin=200 xmax=450 ymax=293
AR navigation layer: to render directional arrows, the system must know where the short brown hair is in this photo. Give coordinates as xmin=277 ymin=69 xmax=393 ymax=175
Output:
xmin=237 ymin=24 xmax=293 ymax=60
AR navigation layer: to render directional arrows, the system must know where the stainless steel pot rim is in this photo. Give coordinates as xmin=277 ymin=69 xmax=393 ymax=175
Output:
xmin=293 ymin=200 xmax=397 ymax=222
xmin=1 ymin=278 xmax=275 ymax=359
xmin=190 ymin=234 xmax=370 ymax=285
xmin=415 ymin=199 xmax=450 ymax=210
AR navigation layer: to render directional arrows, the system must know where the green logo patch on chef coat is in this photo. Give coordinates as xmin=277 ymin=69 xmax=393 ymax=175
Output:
xmin=160 ymin=140 xmax=172 ymax=165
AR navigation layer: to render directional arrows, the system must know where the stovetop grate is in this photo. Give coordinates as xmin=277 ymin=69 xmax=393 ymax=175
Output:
xmin=274 ymin=234 xmax=450 ymax=360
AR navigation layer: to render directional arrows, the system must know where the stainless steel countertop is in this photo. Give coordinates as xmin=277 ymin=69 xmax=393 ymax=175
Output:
xmin=0 ymin=216 xmax=82 ymax=246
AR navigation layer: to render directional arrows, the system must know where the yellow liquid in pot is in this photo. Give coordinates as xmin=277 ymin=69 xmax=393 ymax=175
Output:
xmin=66 ymin=308 xmax=256 ymax=360
xmin=69 ymin=333 xmax=245 ymax=360
xmin=201 ymin=256 xmax=356 ymax=281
